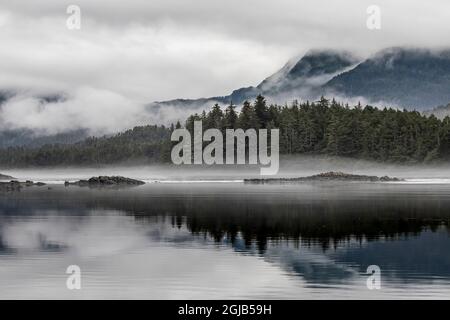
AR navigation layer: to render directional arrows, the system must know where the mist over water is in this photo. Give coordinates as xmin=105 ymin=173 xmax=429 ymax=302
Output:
xmin=2 ymin=156 xmax=450 ymax=299
xmin=3 ymin=155 xmax=450 ymax=183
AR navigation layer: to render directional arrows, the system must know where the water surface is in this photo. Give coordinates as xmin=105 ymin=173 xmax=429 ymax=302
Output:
xmin=1 ymin=181 xmax=450 ymax=299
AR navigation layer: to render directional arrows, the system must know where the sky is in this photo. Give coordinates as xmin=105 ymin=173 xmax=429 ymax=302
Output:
xmin=0 ymin=0 xmax=449 ymax=134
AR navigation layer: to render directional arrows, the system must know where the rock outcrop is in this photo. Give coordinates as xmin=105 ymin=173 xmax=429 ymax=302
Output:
xmin=65 ymin=176 xmax=145 ymax=187
xmin=245 ymin=171 xmax=403 ymax=184
xmin=0 ymin=180 xmax=46 ymax=192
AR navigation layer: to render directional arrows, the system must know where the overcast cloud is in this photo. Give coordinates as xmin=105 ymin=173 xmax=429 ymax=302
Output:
xmin=0 ymin=0 xmax=449 ymax=134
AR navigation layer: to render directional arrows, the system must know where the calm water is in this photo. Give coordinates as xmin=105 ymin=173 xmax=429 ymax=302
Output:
xmin=1 ymin=181 xmax=450 ymax=299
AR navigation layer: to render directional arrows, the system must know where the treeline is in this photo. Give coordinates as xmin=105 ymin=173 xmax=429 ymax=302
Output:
xmin=186 ymin=96 xmax=450 ymax=162
xmin=1 ymin=95 xmax=450 ymax=167
xmin=0 ymin=125 xmax=172 ymax=167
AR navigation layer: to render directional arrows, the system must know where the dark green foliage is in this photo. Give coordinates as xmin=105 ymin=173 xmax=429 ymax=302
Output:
xmin=253 ymin=95 xmax=269 ymax=129
xmin=1 ymin=95 xmax=450 ymax=167
xmin=205 ymin=104 xmax=224 ymax=129
xmin=238 ymin=101 xmax=258 ymax=130
xmin=187 ymin=96 xmax=450 ymax=163
xmin=224 ymin=102 xmax=238 ymax=129
xmin=0 ymin=125 xmax=171 ymax=167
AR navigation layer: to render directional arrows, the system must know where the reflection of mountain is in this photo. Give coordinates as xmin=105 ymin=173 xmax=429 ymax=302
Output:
xmin=255 ymin=228 xmax=450 ymax=285
xmin=2 ymin=186 xmax=450 ymax=287
xmin=331 ymin=228 xmax=450 ymax=282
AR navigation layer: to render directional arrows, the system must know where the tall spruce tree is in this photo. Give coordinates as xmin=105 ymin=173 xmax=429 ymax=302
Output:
xmin=238 ymin=101 xmax=258 ymax=130
xmin=224 ymin=102 xmax=238 ymax=129
xmin=254 ymin=95 xmax=269 ymax=129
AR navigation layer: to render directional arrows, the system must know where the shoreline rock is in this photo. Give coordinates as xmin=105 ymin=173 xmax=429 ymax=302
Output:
xmin=244 ymin=171 xmax=403 ymax=184
xmin=65 ymin=176 xmax=145 ymax=187
xmin=0 ymin=180 xmax=46 ymax=192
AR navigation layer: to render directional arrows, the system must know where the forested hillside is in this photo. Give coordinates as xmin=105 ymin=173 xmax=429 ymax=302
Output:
xmin=184 ymin=96 xmax=449 ymax=163
xmin=1 ymin=95 xmax=450 ymax=167
xmin=0 ymin=125 xmax=172 ymax=167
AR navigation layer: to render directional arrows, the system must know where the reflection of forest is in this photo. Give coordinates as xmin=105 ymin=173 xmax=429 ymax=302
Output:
xmin=2 ymin=186 xmax=449 ymax=252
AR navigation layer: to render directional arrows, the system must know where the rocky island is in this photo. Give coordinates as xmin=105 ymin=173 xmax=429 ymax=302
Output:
xmin=244 ymin=171 xmax=403 ymax=184
xmin=1 ymin=175 xmax=145 ymax=192
xmin=65 ymin=176 xmax=146 ymax=187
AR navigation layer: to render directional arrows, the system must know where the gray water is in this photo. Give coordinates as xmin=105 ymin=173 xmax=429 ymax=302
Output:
xmin=1 ymin=180 xmax=450 ymax=299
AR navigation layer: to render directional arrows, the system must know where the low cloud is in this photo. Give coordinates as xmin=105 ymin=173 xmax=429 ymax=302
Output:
xmin=0 ymin=87 xmax=221 ymax=136
xmin=0 ymin=88 xmax=148 ymax=135
xmin=0 ymin=0 xmax=450 ymax=135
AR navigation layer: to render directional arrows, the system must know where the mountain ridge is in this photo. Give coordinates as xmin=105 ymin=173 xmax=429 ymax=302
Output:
xmin=153 ymin=48 xmax=359 ymax=108
xmin=152 ymin=46 xmax=450 ymax=111
xmin=324 ymin=47 xmax=450 ymax=109
xmin=2 ymin=46 xmax=450 ymax=147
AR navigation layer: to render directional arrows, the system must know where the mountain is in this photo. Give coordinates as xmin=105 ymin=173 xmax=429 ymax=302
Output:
xmin=257 ymin=49 xmax=358 ymax=94
xmin=153 ymin=49 xmax=359 ymax=109
xmin=0 ymin=129 xmax=88 ymax=149
xmin=0 ymin=125 xmax=172 ymax=167
xmin=154 ymin=47 xmax=450 ymax=111
xmin=2 ymin=47 xmax=450 ymax=148
xmin=324 ymin=47 xmax=450 ymax=109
